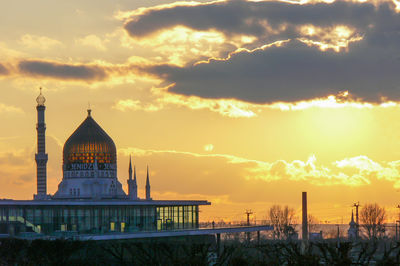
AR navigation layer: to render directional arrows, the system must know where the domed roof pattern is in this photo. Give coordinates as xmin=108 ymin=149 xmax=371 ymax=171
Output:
xmin=63 ymin=110 xmax=116 ymax=166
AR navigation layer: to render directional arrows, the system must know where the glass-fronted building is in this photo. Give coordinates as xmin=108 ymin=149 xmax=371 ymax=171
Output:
xmin=0 ymin=200 xmax=208 ymax=236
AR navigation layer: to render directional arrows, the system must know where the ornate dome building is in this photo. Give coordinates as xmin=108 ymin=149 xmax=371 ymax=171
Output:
xmin=0 ymin=89 xmax=211 ymax=238
xmin=54 ymin=109 xmax=126 ymax=199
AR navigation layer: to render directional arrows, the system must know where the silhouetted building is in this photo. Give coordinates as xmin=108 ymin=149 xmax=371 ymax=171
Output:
xmin=348 ymin=210 xmax=357 ymax=240
xmin=309 ymin=231 xmax=323 ymax=241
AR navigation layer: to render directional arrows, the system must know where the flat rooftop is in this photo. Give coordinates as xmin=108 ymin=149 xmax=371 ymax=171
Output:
xmin=74 ymin=225 xmax=274 ymax=240
xmin=0 ymin=199 xmax=211 ymax=206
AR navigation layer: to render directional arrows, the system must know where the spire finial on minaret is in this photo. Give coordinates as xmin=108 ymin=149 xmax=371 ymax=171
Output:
xmin=87 ymin=102 xmax=92 ymax=117
xmin=36 ymin=87 xmax=46 ymax=106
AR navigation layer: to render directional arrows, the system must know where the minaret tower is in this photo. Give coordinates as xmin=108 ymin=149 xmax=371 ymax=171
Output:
xmin=127 ymin=156 xmax=138 ymax=200
xmin=34 ymin=88 xmax=48 ymax=200
xmin=145 ymin=165 xmax=151 ymax=200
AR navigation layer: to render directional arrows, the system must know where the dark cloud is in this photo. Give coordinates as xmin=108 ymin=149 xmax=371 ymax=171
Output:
xmin=125 ymin=1 xmax=378 ymax=41
xmin=134 ymin=1 xmax=400 ymax=103
xmin=0 ymin=63 xmax=9 ymax=76
xmin=18 ymin=60 xmax=108 ymax=81
xmin=147 ymin=39 xmax=400 ymax=103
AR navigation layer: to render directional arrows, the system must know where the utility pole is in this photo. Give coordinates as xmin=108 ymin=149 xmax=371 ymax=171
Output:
xmin=245 ymin=210 xmax=253 ymax=226
xmin=337 ymin=224 xmax=340 ymax=247
xmin=353 ymin=202 xmax=360 ymax=225
xmin=245 ymin=210 xmax=253 ymax=243
xmin=353 ymin=202 xmax=360 ymax=239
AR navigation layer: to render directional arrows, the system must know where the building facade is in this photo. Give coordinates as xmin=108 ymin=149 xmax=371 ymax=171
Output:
xmin=0 ymin=201 xmax=203 ymax=236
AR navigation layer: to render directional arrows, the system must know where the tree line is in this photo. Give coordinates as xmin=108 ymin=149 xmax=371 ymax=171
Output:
xmin=268 ymin=202 xmax=387 ymax=240
xmin=2 ymin=237 xmax=400 ymax=265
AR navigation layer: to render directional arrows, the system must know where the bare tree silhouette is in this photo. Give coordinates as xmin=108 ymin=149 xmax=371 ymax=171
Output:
xmin=360 ymin=203 xmax=386 ymax=240
xmin=269 ymin=205 xmax=297 ymax=240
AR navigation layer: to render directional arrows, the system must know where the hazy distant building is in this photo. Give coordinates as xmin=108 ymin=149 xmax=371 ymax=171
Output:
xmin=0 ymin=90 xmax=210 ymax=236
xmin=348 ymin=210 xmax=357 ymax=240
xmin=309 ymin=231 xmax=323 ymax=241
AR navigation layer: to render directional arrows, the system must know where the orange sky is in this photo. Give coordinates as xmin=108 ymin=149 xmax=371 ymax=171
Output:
xmin=1 ymin=0 xmax=400 ymax=223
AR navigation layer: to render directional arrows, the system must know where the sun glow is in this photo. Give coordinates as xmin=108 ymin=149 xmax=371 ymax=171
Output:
xmin=115 ymin=86 xmax=400 ymax=118
xmin=298 ymin=24 xmax=363 ymax=52
xmin=394 ymin=0 xmax=400 ymax=11
xmin=269 ymin=91 xmax=389 ymax=111
xmin=115 ymin=1 xmax=204 ymax=19
xmin=154 ymin=88 xmax=258 ymax=118
xmin=123 ymin=26 xmax=227 ymax=66
xmin=122 ymin=26 xmax=261 ymax=66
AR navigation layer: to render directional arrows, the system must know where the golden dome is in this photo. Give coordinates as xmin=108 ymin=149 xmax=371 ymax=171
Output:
xmin=63 ymin=110 xmax=116 ymax=169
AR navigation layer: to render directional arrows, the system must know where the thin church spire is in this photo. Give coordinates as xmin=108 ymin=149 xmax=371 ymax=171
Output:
xmin=127 ymin=155 xmax=138 ymax=200
xmin=146 ymin=165 xmax=151 ymax=200
xmin=128 ymin=155 xmax=132 ymax=180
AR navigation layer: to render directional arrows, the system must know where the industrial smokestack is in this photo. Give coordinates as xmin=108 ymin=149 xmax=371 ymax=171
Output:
xmin=302 ymin=192 xmax=308 ymax=241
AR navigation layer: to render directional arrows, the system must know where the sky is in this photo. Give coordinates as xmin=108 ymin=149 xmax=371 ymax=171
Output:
xmin=1 ymin=0 xmax=400 ymax=223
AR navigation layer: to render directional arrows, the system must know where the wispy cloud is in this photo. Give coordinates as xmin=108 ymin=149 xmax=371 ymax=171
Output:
xmin=75 ymin=34 xmax=108 ymax=51
xmin=113 ymin=87 xmax=400 ymax=118
xmin=18 ymin=34 xmax=62 ymax=50
xmin=112 ymin=99 xmax=161 ymax=112
xmin=119 ymin=147 xmax=400 ymax=187
xmin=0 ymin=103 xmax=23 ymax=114
xmin=0 ymin=148 xmax=35 ymax=189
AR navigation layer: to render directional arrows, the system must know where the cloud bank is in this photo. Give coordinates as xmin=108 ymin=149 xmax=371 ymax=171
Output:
xmin=2 ymin=0 xmax=400 ymax=107
xmin=18 ymin=60 xmax=108 ymax=81
xmin=124 ymin=1 xmax=373 ymax=40
xmin=125 ymin=0 xmax=400 ymax=103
